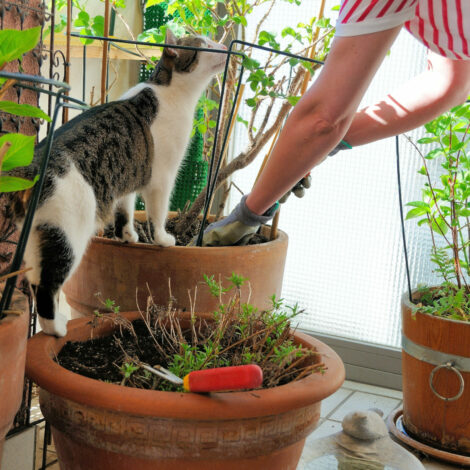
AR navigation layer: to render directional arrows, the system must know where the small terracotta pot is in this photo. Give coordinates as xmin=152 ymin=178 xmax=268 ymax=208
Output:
xmin=63 ymin=214 xmax=288 ymax=317
xmin=0 ymin=292 xmax=29 ymax=466
xmin=402 ymin=290 xmax=470 ymax=454
xmin=26 ymin=312 xmax=345 ymax=470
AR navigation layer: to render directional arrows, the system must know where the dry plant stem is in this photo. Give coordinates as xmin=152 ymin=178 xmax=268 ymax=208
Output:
xmin=0 ymin=266 xmax=32 ymax=283
xmin=175 ymin=69 xmax=304 ymax=234
xmin=100 ymin=0 xmax=110 ymax=105
xmin=252 ymin=0 xmax=276 ymax=45
xmin=0 ymin=79 xmax=16 ymax=100
xmin=63 ymin=0 xmax=72 ymax=123
xmin=2 ymin=310 xmax=23 ymax=316
xmin=112 ymin=4 xmax=153 ymax=66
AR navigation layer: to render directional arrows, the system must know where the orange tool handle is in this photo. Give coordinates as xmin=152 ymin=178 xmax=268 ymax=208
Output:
xmin=183 ymin=364 xmax=263 ymax=393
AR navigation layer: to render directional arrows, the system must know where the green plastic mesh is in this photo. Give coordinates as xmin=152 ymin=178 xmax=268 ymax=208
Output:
xmin=137 ymin=3 xmax=208 ymax=212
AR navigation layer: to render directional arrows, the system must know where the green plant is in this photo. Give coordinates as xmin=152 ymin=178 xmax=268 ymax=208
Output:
xmin=0 ymin=26 xmax=50 ymax=193
xmin=139 ymin=0 xmax=335 ymax=231
xmin=406 ymin=101 xmax=470 ymax=320
xmin=59 ymin=274 xmax=324 ymax=391
xmin=49 ymin=0 xmax=127 ymax=44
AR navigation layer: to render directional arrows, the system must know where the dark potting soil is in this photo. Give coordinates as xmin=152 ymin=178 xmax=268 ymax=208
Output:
xmin=57 ymin=314 xmax=322 ymax=392
xmin=103 ymin=213 xmax=268 ymax=247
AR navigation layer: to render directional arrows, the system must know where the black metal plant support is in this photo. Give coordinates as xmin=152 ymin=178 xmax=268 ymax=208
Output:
xmin=0 ymin=71 xmax=89 ymax=320
xmin=71 ymin=33 xmax=324 ymax=246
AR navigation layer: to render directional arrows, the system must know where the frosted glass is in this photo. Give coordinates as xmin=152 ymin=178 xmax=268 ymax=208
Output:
xmin=228 ymin=1 xmax=435 ymax=348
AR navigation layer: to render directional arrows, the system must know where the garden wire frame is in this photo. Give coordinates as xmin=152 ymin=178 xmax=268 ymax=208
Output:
xmin=72 ymin=33 xmax=324 ymax=246
xmin=0 ymin=71 xmax=89 ymax=320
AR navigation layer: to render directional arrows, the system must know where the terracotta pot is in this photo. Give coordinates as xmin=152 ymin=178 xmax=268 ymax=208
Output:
xmin=0 ymin=292 xmax=29 ymax=467
xmin=63 ymin=214 xmax=288 ymax=317
xmin=402 ymin=290 xmax=470 ymax=454
xmin=26 ymin=311 xmax=345 ymax=470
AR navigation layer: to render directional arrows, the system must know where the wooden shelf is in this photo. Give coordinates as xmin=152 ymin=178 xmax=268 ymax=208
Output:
xmin=44 ymin=34 xmax=162 ymax=61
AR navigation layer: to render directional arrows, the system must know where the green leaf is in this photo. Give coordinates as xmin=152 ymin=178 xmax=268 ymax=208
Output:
xmin=0 ymin=101 xmax=51 ymax=122
xmin=0 ymin=133 xmax=35 ymax=171
xmin=406 ymin=207 xmax=429 ymax=220
xmin=0 ymin=27 xmax=41 ymax=67
xmin=245 ymin=98 xmax=257 ymax=107
xmin=146 ymin=0 xmax=166 ymax=7
xmin=0 ymin=174 xmax=38 ymax=192
xmin=417 ymin=136 xmax=439 ymax=144
xmin=286 ymin=96 xmax=301 ymax=106
xmin=431 ymin=215 xmax=448 ymax=235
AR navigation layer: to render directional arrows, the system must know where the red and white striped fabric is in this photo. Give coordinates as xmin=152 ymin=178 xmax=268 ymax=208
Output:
xmin=336 ymin=0 xmax=470 ymax=60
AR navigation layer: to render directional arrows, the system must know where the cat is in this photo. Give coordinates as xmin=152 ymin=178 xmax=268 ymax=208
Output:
xmin=7 ymin=29 xmax=227 ymax=337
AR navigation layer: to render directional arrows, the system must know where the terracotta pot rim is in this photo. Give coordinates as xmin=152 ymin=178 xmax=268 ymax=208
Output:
xmin=402 ymin=288 xmax=470 ymax=326
xmin=26 ymin=312 xmax=345 ymax=421
xmin=92 ymin=226 xmax=288 ymax=253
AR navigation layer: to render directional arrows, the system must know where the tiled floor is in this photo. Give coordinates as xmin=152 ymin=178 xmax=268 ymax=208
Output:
xmin=33 ymin=380 xmax=466 ymax=470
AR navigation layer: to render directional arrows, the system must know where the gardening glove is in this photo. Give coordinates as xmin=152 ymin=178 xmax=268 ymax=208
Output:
xmin=201 ymin=195 xmax=279 ymax=246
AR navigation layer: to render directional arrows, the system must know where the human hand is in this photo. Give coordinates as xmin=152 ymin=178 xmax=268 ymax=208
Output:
xmin=200 ymin=195 xmax=279 ymax=246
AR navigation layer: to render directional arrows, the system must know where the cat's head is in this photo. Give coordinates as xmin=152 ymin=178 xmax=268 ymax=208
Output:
xmin=149 ymin=29 xmax=227 ymax=86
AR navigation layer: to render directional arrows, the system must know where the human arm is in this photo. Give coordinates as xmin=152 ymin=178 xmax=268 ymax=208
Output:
xmin=343 ymin=51 xmax=470 ymax=147
xmin=245 ymin=25 xmax=403 ymax=215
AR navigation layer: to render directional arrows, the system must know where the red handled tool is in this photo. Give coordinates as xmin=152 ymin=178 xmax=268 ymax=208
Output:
xmin=141 ymin=363 xmax=263 ymax=393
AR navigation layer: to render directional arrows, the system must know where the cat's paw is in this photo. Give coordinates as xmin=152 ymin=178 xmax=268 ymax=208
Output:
xmin=38 ymin=313 xmax=68 ymax=337
xmin=153 ymin=231 xmax=176 ymax=247
xmin=121 ymin=225 xmax=139 ymax=243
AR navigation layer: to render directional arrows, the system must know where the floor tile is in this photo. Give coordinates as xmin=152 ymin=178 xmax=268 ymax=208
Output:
xmin=342 ymin=380 xmax=403 ymax=399
xmin=320 ymin=387 xmax=354 ymax=418
xmin=329 ymin=390 xmax=401 ymax=422
xmin=307 ymin=419 xmax=343 ymax=441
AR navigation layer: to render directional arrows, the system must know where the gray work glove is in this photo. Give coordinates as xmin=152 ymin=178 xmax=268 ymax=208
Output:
xmin=279 ymin=140 xmax=352 ymax=203
xmin=201 ymin=195 xmax=279 ymax=246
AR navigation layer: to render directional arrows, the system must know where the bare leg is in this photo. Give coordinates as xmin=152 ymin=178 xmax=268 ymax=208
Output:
xmin=344 ymin=51 xmax=470 ymax=146
xmin=246 ymin=26 xmax=403 ymax=215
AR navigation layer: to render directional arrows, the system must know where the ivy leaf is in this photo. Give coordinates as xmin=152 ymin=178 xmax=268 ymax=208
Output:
xmin=0 ymin=101 xmax=51 ymax=122
xmin=0 ymin=133 xmax=35 ymax=171
xmin=0 ymin=27 xmax=41 ymax=68
xmin=0 ymin=174 xmax=38 ymax=192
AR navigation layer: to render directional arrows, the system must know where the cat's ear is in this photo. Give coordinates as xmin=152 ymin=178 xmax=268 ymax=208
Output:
xmin=164 ymin=29 xmax=179 ymax=58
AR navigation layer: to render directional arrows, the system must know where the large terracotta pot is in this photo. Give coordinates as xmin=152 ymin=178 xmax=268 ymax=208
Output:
xmin=0 ymin=292 xmax=29 ymax=467
xmin=26 ymin=311 xmax=345 ymax=470
xmin=63 ymin=215 xmax=288 ymax=317
xmin=402 ymin=290 xmax=470 ymax=454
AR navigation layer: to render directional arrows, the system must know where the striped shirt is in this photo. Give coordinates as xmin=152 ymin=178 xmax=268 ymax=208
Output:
xmin=336 ymin=0 xmax=470 ymax=60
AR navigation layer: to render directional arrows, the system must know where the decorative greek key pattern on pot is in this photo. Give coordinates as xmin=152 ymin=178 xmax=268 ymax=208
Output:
xmin=40 ymin=390 xmax=320 ymax=459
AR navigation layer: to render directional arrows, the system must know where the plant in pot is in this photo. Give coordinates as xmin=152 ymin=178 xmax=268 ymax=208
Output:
xmin=63 ymin=0 xmax=335 ymax=317
xmin=0 ymin=25 xmax=52 ymax=464
xmin=393 ymin=100 xmax=470 ymax=462
xmin=26 ymin=275 xmax=345 ymax=470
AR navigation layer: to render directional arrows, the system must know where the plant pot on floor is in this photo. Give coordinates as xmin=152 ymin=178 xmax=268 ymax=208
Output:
xmin=0 ymin=291 xmax=29 ymax=467
xmin=63 ymin=214 xmax=288 ymax=318
xmin=26 ymin=311 xmax=345 ymax=470
xmin=401 ymin=290 xmax=470 ymax=455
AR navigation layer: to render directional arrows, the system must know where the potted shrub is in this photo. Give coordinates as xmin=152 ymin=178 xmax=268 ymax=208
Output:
xmin=0 ymin=26 xmax=50 ymax=462
xmin=26 ymin=276 xmax=345 ymax=470
xmin=400 ymin=101 xmax=470 ymax=456
xmin=62 ymin=0 xmax=334 ymax=317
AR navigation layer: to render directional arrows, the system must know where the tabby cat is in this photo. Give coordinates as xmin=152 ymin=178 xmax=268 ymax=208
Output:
xmin=9 ymin=30 xmax=226 ymax=336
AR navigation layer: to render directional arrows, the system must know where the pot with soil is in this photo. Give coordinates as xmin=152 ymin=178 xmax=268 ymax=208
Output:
xmin=63 ymin=211 xmax=288 ymax=318
xmin=26 ymin=283 xmax=345 ymax=470
xmin=401 ymin=289 xmax=470 ymax=455
xmin=0 ymin=291 xmax=29 ymax=465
